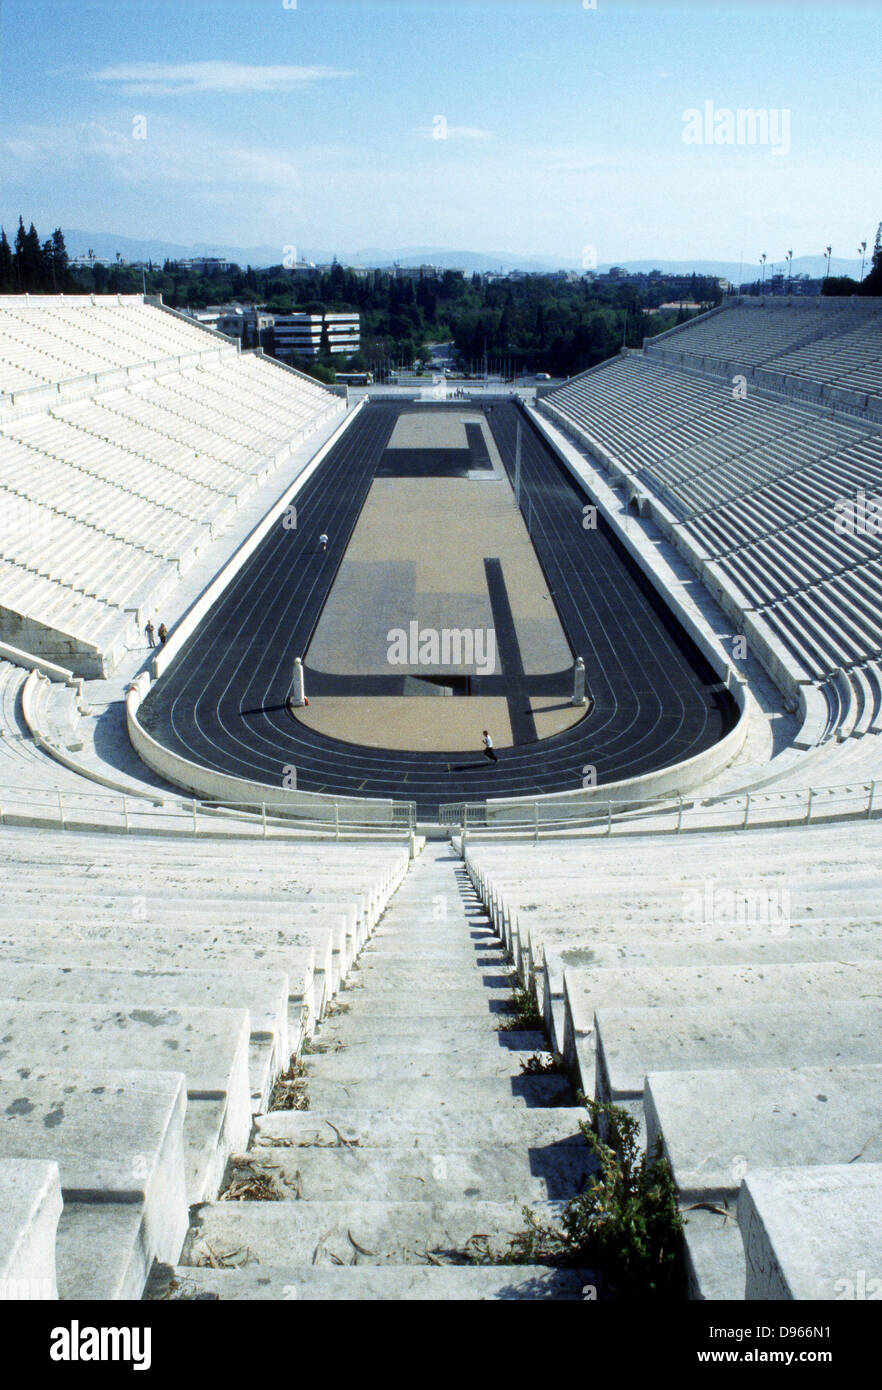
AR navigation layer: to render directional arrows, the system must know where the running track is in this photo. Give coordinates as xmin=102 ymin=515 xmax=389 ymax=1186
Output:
xmin=138 ymin=401 xmax=738 ymax=818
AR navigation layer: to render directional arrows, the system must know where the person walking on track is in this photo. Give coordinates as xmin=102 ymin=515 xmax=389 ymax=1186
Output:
xmin=482 ymin=729 xmax=498 ymax=763
xmin=319 ymin=532 xmax=329 ymax=552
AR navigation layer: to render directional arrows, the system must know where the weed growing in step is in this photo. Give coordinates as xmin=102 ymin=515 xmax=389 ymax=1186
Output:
xmin=519 ymin=1052 xmax=562 ymax=1075
xmin=269 ymin=1056 xmax=309 ymax=1111
xmin=557 ymin=1098 xmax=685 ymax=1298
xmin=498 ymin=985 xmax=543 ymax=1031
xmin=456 ymin=1099 xmax=685 ymax=1297
xmin=302 ymin=1038 xmax=344 ymax=1055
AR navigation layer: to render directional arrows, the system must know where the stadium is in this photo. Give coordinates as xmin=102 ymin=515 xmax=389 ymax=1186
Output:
xmin=1 ymin=0 xmax=881 ymax=1332
xmin=2 ymin=288 xmax=881 ymax=1307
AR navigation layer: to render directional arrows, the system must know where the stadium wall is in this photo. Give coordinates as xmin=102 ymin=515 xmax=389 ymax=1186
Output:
xmin=126 ymin=671 xmax=404 ymax=824
xmin=0 ymin=605 xmax=123 ymax=678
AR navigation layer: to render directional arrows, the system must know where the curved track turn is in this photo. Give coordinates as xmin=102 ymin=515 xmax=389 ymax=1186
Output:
xmin=139 ymin=401 xmax=737 ymax=817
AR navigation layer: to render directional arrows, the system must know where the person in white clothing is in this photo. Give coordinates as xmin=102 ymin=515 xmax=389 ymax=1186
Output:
xmin=482 ymin=729 xmax=498 ymax=763
xmin=319 ymin=533 xmax=329 ymax=551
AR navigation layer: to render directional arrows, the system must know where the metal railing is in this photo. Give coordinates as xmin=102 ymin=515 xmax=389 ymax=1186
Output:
xmin=442 ymin=778 xmax=882 ymax=840
xmin=0 ymin=783 xmax=418 ymax=839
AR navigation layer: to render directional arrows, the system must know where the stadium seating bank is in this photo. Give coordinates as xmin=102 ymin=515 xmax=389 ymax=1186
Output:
xmin=0 ymin=294 xmax=342 ymax=676
xmin=540 ymin=296 xmax=882 ymax=760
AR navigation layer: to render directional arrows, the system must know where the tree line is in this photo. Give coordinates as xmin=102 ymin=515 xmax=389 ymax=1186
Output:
xmin=0 ymin=220 xmax=74 ymax=294
xmin=8 ymin=214 xmax=878 ymax=378
xmin=0 ymin=219 xmax=725 ymax=376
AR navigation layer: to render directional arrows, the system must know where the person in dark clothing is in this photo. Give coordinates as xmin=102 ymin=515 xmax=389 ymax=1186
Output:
xmin=157 ymin=623 xmax=168 ymax=645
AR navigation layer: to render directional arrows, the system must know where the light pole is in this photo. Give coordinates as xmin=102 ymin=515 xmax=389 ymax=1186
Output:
xmin=825 ymin=245 xmax=832 ymax=283
xmin=786 ymin=249 xmax=793 ymax=292
xmin=760 ymin=253 xmax=767 ymax=290
xmin=859 ymin=240 xmax=868 ymax=282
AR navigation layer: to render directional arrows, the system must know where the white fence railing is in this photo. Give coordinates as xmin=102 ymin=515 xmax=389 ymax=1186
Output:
xmin=0 ymin=783 xmax=417 ymax=839
xmin=445 ymin=777 xmax=882 ymax=841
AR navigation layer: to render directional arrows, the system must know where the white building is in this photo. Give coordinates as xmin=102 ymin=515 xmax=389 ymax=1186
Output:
xmin=273 ymin=312 xmax=360 ymax=360
xmin=184 ymin=303 xmax=273 ymax=346
xmin=392 ymin=263 xmax=442 ymax=280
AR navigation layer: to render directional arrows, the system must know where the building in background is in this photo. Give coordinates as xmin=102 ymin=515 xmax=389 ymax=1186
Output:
xmin=184 ymin=303 xmax=274 ymax=349
xmin=177 ymin=257 xmax=233 ymax=276
xmin=272 ymin=311 xmax=361 ymax=360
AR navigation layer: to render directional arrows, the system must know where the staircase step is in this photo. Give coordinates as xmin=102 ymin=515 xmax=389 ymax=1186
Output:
xmin=254 ymin=1105 xmax=591 ymax=1152
xmin=149 ymin=1262 xmax=590 ymax=1301
xmin=331 ymin=991 xmax=515 ymax=1018
xmin=303 ymin=1047 xmax=551 ymax=1082
xmin=0 ymin=1159 xmax=62 ymax=1301
xmin=304 ymin=1074 xmax=573 ymax=1110
xmin=349 ymin=967 xmax=512 ymax=990
xmin=182 ymin=1198 xmax=568 ymax=1267
xmin=363 ymin=943 xmax=492 ymax=960
xmin=313 ymin=1022 xmax=546 ymax=1048
xmin=223 ymin=1142 xmax=594 ymax=1203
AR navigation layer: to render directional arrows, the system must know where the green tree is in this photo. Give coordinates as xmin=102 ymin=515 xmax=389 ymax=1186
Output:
xmin=861 ymin=222 xmax=882 ymax=295
xmin=0 ymin=228 xmax=14 ymax=292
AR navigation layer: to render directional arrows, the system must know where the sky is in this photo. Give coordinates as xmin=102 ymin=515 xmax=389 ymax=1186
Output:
xmin=0 ymin=0 xmax=880 ymax=266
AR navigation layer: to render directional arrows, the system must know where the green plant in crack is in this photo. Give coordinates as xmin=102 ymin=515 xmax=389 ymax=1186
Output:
xmin=464 ymin=1099 xmax=685 ymax=1297
xmin=498 ymin=985 xmax=543 ymax=1032
xmin=557 ymin=1099 xmax=685 ymax=1297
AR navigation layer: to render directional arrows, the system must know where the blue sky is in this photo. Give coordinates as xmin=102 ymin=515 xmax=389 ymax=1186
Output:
xmin=1 ymin=0 xmax=880 ymax=265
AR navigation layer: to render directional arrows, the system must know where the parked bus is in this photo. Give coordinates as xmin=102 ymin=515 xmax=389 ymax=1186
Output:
xmin=335 ymin=371 xmax=374 ymax=386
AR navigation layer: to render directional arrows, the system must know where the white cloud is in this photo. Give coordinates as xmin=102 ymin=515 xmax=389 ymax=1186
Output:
xmin=86 ymin=61 xmax=354 ymax=95
xmin=0 ymin=119 xmax=300 ymax=190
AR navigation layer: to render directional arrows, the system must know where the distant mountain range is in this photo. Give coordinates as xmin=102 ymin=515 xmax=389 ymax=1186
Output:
xmin=60 ymin=229 xmax=865 ymax=283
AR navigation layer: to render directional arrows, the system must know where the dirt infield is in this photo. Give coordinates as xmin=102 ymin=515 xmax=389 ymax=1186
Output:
xmin=294 ymin=694 xmax=586 ymax=752
xmin=306 ymin=482 xmax=572 ymax=677
xmin=299 ymin=408 xmax=578 ymax=750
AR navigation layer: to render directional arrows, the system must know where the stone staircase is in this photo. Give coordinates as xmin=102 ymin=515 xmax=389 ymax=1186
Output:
xmin=0 ymin=826 xmax=409 ymax=1298
xmin=149 ymin=845 xmax=595 ymax=1300
xmin=465 ymin=825 xmax=882 ymax=1299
